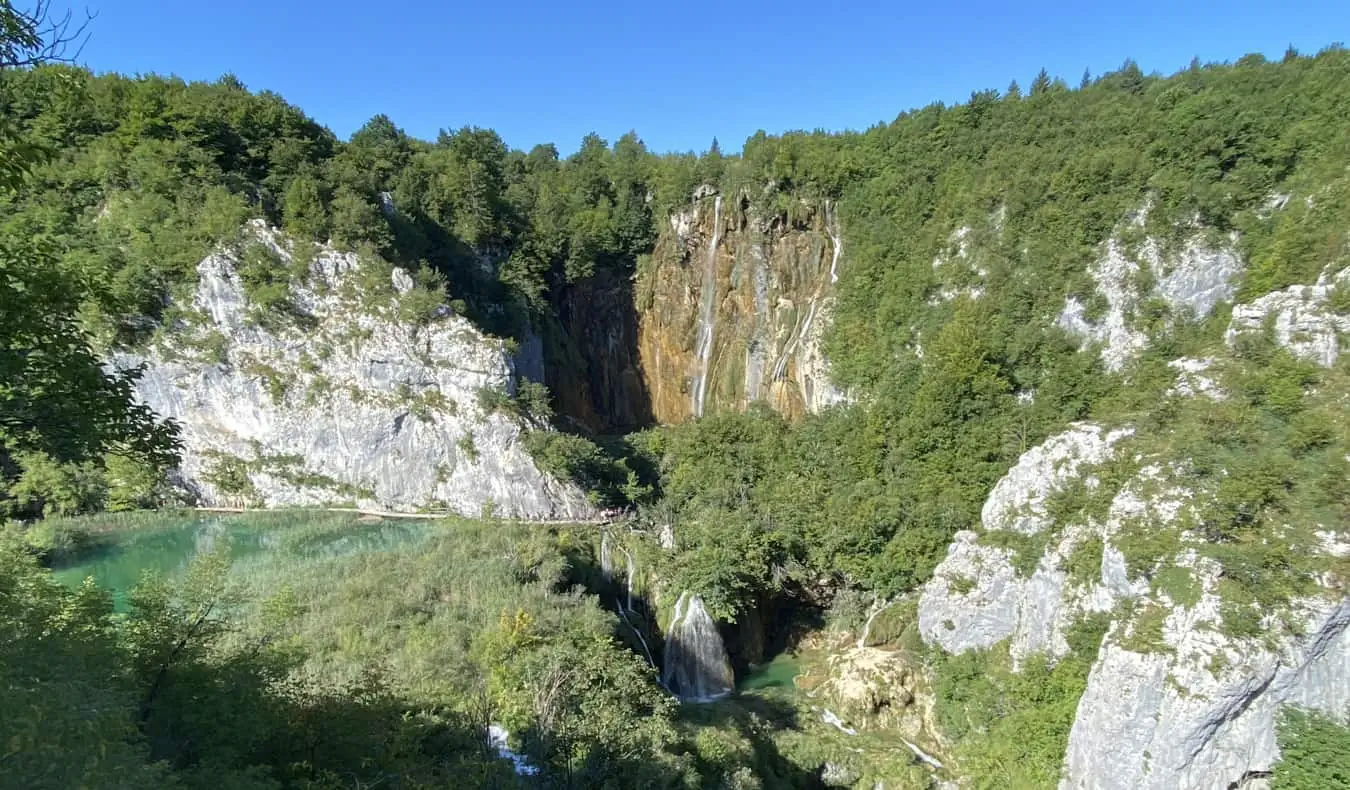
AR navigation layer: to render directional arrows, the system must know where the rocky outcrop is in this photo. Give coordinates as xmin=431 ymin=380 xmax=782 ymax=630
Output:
xmin=919 ymin=424 xmax=1140 ymax=661
xmin=1064 ymin=593 xmax=1350 ymax=790
xmin=638 ymin=192 xmax=850 ymax=422
xmin=1226 ymin=268 xmax=1350 ymax=367
xmin=545 ymin=270 xmax=652 ymax=433
xmin=918 ymin=416 xmax=1349 ymax=790
xmin=1058 ymin=207 xmax=1242 ymax=371
xmin=118 ymin=221 xmax=594 ymax=519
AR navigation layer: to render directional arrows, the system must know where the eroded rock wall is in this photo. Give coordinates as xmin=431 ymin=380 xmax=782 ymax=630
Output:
xmin=637 ymin=192 xmax=849 ymax=423
xmin=119 ymin=221 xmax=595 ymax=519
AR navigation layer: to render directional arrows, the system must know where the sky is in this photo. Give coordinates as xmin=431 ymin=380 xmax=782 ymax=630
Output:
xmin=75 ymin=0 xmax=1347 ymax=155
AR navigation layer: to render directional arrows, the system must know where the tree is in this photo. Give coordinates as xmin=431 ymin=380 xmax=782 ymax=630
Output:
xmin=0 ymin=3 xmax=179 ymax=515
xmin=0 ymin=0 xmax=94 ymax=68
xmin=1030 ymin=68 xmax=1052 ymax=95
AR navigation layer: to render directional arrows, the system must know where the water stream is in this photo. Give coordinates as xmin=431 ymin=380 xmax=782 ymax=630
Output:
xmin=661 ymin=591 xmax=734 ymax=702
xmin=691 ymin=195 xmax=723 ymax=417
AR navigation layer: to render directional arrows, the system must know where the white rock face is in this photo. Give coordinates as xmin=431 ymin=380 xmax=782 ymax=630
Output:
xmin=1226 ymin=269 xmax=1350 ymax=367
xmin=118 ymin=222 xmax=594 ymax=519
xmin=1058 ymin=222 xmax=1242 ymax=371
xmin=1063 ymin=595 xmax=1350 ymax=790
xmin=919 ymin=425 xmax=1139 ymax=660
xmin=919 ymin=422 xmax=1349 ymax=790
xmin=981 ymin=423 xmax=1134 ymax=535
xmin=1168 ymin=357 xmax=1225 ymax=400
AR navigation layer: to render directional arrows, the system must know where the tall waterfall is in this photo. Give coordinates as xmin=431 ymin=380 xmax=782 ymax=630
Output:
xmin=601 ymin=534 xmax=656 ymax=669
xmin=600 ymin=533 xmax=614 ymax=580
xmin=691 ymin=195 xmax=723 ymax=417
xmin=827 ymin=200 xmax=843 ymax=283
xmin=623 ymin=548 xmax=636 ymax=612
xmin=661 ymin=591 xmax=734 ymax=702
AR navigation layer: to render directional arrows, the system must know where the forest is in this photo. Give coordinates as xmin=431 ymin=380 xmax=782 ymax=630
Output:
xmin=3 ymin=1 xmax=1350 ymax=787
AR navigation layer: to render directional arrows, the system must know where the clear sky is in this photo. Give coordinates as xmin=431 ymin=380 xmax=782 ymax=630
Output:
xmin=76 ymin=0 xmax=1346 ymax=154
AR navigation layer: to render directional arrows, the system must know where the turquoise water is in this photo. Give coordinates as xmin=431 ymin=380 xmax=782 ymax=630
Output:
xmin=49 ymin=512 xmax=433 ymax=610
xmin=739 ymin=653 xmax=801 ymax=691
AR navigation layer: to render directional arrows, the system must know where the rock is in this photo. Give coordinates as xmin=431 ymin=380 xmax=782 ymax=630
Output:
xmin=1058 ymin=208 xmax=1241 ymax=371
xmin=1226 ymin=270 xmax=1350 ymax=367
xmin=1063 ymin=596 xmax=1350 ymax=790
xmin=918 ymin=415 xmax=1350 ymax=790
xmin=820 ymin=761 xmax=860 ymax=787
xmin=640 ymin=197 xmax=851 ymax=421
xmin=981 ymin=423 xmax=1133 ymax=536
xmin=116 ymin=221 xmax=595 ymax=519
xmin=818 ymin=646 xmax=937 ymax=738
xmin=1168 ymin=357 xmax=1225 ymax=400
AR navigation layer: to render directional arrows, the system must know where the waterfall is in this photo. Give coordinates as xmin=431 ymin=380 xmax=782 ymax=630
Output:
xmin=617 ymin=598 xmax=657 ymax=669
xmin=661 ymin=591 xmax=734 ymax=702
xmin=622 ymin=548 xmax=636 ymax=612
xmin=827 ymin=201 xmax=843 ymax=284
xmin=901 ymin=738 xmax=945 ymax=770
xmin=691 ymin=195 xmax=723 ymax=417
xmin=745 ymin=246 xmax=771 ymax=401
xmin=487 ymin=724 xmax=539 ymax=776
xmin=857 ymin=597 xmax=895 ymax=649
xmin=600 ymin=533 xmax=615 ymax=582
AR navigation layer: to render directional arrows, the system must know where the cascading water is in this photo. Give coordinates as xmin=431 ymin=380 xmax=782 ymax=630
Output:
xmin=601 ymin=534 xmax=657 ymax=669
xmin=600 ymin=533 xmax=615 ymax=581
xmin=827 ymin=200 xmax=843 ymax=284
xmin=857 ymin=596 xmax=895 ymax=649
xmin=744 ymin=246 xmax=770 ymax=401
xmin=661 ymin=591 xmax=734 ymax=702
xmin=691 ymin=195 xmax=723 ymax=417
xmin=622 ymin=548 xmax=636 ymax=612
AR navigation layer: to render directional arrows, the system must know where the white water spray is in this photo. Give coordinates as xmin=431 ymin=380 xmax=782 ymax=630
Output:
xmin=856 ymin=596 xmax=895 ymax=649
xmin=827 ymin=201 xmax=843 ymax=284
xmin=691 ymin=195 xmax=723 ymax=417
xmin=662 ymin=591 xmax=734 ymax=702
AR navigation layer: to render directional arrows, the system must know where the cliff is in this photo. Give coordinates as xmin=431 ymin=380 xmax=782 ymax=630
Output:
xmin=912 ymin=214 xmax=1350 ymax=788
xmin=636 ymin=190 xmax=850 ymax=423
xmin=117 ymin=221 xmax=595 ymax=519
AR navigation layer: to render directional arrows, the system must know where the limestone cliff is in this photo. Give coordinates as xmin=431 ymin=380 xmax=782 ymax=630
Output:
xmin=636 ymin=190 xmax=850 ymax=423
xmin=118 ymin=221 xmax=595 ymax=519
xmin=914 ymin=259 xmax=1350 ymax=788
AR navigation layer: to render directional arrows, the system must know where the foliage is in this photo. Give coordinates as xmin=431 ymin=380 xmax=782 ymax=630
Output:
xmin=1272 ymin=709 xmax=1350 ymax=789
xmin=931 ymin=615 xmax=1108 ymax=788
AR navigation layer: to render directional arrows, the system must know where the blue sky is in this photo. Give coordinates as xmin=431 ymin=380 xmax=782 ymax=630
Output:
xmin=78 ymin=0 xmax=1345 ymax=154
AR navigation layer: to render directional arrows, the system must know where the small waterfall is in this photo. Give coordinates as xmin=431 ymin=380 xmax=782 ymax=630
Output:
xmin=487 ymin=724 xmax=539 ymax=776
xmin=600 ymin=533 xmax=615 ymax=581
xmin=691 ymin=195 xmax=723 ymax=417
xmin=902 ymin=739 xmax=945 ymax=770
xmin=661 ymin=591 xmax=734 ymax=702
xmin=745 ymin=246 xmax=771 ymax=402
xmin=857 ymin=597 xmax=895 ymax=649
xmin=617 ymin=598 xmax=657 ymax=669
xmin=622 ymin=548 xmax=636 ymax=612
xmin=827 ymin=201 xmax=843 ymax=284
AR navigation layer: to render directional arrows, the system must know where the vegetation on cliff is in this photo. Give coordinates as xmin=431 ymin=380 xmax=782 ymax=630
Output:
xmin=4 ymin=1 xmax=1350 ymax=784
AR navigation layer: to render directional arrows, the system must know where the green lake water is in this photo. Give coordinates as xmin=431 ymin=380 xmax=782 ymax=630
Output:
xmin=49 ymin=511 xmax=434 ymax=609
xmin=739 ymin=653 xmax=801 ymax=692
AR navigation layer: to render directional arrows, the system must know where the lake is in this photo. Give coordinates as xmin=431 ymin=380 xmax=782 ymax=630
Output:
xmin=49 ymin=510 xmax=435 ymax=609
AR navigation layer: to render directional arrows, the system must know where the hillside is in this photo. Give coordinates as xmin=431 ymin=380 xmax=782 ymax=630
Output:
xmin=3 ymin=24 xmax=1350 ymax=790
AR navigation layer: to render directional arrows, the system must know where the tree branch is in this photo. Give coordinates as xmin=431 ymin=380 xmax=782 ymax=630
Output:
xmin=1 ymin=1 xmax=96 ymax=68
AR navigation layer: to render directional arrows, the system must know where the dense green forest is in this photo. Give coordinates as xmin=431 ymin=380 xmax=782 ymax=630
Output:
xmin=3 ymin=1 xmax=1350 ymax=786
